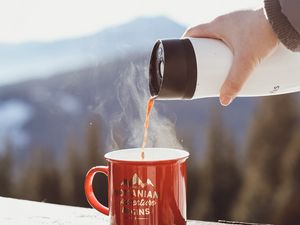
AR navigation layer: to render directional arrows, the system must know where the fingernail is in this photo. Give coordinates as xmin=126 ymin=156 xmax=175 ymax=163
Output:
xmin=220 ymin=96 xmax=233 ymax=106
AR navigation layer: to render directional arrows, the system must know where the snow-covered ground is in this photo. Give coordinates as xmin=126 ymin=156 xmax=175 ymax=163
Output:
xmin=0 ymin=197 xmax=225 ymax=225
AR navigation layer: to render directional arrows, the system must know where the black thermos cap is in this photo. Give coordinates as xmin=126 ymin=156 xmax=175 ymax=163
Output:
xmin=149 ymin=39 xmax=197 ymax=100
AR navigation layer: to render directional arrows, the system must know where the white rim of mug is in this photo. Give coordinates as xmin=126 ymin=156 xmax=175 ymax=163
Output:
xmin=104 ymin=148 xmax=189 ymax=163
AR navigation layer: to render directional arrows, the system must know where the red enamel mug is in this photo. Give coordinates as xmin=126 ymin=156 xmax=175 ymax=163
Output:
xmin=84 ymin=148 xmax=189 ymax=225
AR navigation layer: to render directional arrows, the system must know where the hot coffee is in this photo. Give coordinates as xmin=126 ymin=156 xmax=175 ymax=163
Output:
xmin=141 ymin=95 xmax=157 ymax=159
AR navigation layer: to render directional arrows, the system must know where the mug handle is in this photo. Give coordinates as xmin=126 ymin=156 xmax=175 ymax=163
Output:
xmin=84 ymin=166 xmax=109 ymax=215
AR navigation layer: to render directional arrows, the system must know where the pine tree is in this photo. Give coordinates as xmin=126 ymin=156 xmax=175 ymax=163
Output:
xmin=190 ymin=109 xmax=241 ymax=221
xmin=0 ymin=141 xmax=14 ymax=197
xmin=273 ymin=127 xmax=300 ymax=224
xmin=85 ymin=119 xmax=104 ymax=167
xmin=233 ymin=94 xmax=300 ymax=223
xmin=83 ymin=118 xmax=107 ymax=207
xmin=59 ymin=118 xmax=107 ymax=207
xmin=19 ymin=148 xmax=61 ymax=203
xmin=187 ymin=158 xmax=204 ymax=219
xmin=61 ymin=137 xmax=85 ymax=206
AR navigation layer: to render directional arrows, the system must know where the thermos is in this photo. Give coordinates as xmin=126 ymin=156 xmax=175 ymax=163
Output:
xmin=149 ymin=38 xmax=300 ymax=100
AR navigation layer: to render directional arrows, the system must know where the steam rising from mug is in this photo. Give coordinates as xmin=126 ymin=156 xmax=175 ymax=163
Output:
xmin=93 ymin=63 xmax=182 ymax=150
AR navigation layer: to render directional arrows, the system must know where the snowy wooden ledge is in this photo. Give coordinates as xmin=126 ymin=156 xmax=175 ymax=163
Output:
xmin=0 ymin=197 xmax=268 ymax=225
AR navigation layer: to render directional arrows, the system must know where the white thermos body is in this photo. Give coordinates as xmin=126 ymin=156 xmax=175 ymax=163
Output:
xmin=149 ymin=38 xmax=300 ymax=100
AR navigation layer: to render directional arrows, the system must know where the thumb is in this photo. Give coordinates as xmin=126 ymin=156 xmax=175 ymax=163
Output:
xmin=182 ymin=23 xmax=217 ymax=39
xmin=219 ymin=55 xmax=255 ymax=106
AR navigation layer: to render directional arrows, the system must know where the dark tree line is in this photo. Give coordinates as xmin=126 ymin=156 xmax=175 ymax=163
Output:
xmin=186 ymin=94 xmax=300 ymax=224
xmin=1 ymin=94 xmax=300 ymax=224
xmin=0 ymin=118 xmax=107 ymax=208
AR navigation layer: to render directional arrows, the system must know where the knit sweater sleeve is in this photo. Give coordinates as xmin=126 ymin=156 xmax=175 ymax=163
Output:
xmin=264 ymin=0 xmax=300 ymax=51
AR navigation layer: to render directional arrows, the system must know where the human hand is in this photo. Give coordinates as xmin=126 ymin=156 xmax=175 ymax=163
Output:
xmin=183 ymin=8 xmax=279 ymax=106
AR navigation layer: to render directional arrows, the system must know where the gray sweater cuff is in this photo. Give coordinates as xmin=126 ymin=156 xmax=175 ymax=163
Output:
xmin=264 ymin=0 xmax=300 ymax=51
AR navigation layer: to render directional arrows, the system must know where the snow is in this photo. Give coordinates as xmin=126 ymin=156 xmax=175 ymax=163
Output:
xmin=0 ymin=197 xmax=226 ymax=225
xmin=0 ymin=100 xmax=34 ymax=151
xmin=57 ymin=93 xmax=82 ymax=114
xmin=29 ymin=86 xmax=81 ymax=115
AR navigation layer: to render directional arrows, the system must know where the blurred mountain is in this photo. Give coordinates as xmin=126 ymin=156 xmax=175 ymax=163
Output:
xmin=0 ymin=16 xmax=185 ymax=86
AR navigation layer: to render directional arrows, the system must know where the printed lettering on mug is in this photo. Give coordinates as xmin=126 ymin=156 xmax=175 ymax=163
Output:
xmin=115 ymin=173 xmax=159 ymax=219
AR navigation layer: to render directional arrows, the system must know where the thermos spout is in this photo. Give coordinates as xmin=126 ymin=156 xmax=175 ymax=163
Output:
xmin=149 ymin=39 xmax=197 ymax=100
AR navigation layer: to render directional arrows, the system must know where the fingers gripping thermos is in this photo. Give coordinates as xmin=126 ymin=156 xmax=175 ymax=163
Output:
xmin=149 ymin=38 xmax=300 ymax=100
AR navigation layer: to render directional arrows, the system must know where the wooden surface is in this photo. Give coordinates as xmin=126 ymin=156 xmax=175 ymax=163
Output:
xmin=0 ymin=197 xmax=265 ymax=225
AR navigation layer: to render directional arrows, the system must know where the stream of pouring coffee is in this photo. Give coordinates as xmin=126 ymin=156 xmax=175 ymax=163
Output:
xmin=141 ymin=95 xmax=157 ymax=159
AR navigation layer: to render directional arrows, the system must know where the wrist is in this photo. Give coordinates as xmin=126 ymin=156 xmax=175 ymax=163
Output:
xmin=256 ymin=8 xmax=268 ymax=23
xmin=256 ymin=7 xmax=279 ymax=43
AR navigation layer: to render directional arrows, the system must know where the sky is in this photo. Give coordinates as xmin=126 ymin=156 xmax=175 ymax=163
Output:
xmin=0 ymin=0 xmax=263 ymax=43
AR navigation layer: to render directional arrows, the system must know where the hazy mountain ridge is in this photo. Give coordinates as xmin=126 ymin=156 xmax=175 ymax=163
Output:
xmin=0 ymin=16 xmax=185 ymax=85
